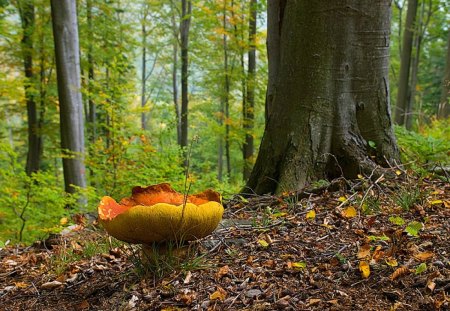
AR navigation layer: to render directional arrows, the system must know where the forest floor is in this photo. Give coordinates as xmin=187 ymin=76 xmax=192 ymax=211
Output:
xmin=1 ymin=172 xmax=449 ymax=311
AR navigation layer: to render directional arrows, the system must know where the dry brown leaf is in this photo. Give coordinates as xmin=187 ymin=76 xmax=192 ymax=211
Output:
xmin=216 ymin=265 xmax=230 ymax=279
xmin=413 ymin=252 xmax=434 ymax=262
xmin=308 ymin=298 xmax=322 ymax=306
xmin=390 ymin=266 xmax=410 ymax=281
xmin=357 ymin=244 xmax=371 ymax=259
xmin=41 ymin=280 xmax=63 ymax=290
xmin=372 ymin=245 xmax=385 ymax=262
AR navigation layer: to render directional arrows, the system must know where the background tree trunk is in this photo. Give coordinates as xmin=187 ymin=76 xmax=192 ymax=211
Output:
xmin=180 ymin=0 xmax=191 ymax=165
xmin=243 ymin=0 xmax=257 ymax=180
xmin=245 ymin=0 xmax=399 ymax=195
xmin=50 ymin=0 xmax=87 ymax=202
xmin=438 ymin=29 xmax=450 ymax=119
xmin=18 ymin=1 xmax=43 ymax=175
xmin=395 ymin=0 xmax=418 ymax=126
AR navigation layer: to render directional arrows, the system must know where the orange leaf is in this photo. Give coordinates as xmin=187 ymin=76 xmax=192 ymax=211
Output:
xmin=390 ymin=266 xmax=410 ymax=281
xmin=210 ymin=287 xmax=227 ymax=301
xmin=216 ymin=265 xmax=230 ymax=279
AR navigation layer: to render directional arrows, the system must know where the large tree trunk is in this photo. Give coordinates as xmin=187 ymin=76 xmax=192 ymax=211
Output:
xmin=51 ymin=0 xmax=87 ymax=202
xmin=245 ymin=1 xmax=400 ymax=195
xmin=265 ymin=0 xmax=285 ymax=121
xmin=438 ymin=29 xmax=450 ymax=119
xmin=86 ymin=0 xmax=96 ymax=143
xmin=243 ymin=0 xmax=257 ymax=180
xmin=18 ymin=1 xmax=43 ymax=175
xmin=180 ymin=0 xmax=191 ymax=165
xmin=394 ymin=0 xmax=418 ymax=126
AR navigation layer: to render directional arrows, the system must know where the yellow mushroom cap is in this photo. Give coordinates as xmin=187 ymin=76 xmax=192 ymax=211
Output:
xmin=98 ymin=183 xmax=224 ymax=244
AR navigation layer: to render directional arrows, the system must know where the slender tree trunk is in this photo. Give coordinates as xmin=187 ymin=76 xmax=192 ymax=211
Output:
xmin=243 ymin=0 xmax=257 ymax=180
xmin=438 ymin=25 xmax=450 ymax=118
xmin=50 ymin=0 xmax=87 ymax=203
xmin=171 ymin=4 xmax=181 ymax=145
xmin=141 ymin=18 xmax=147 ymax=130
xmin=86 ymin=0 xmax=96 ymax=142
xmin=18 ymin=1 xmax=42 ymax=175
xmin=395 ymin=0 xmax=418 ymax=126
xmin=245 ymin=1 xmax=399 ymax=195
xmin=180 ymin=0 xmax=191 ymax=166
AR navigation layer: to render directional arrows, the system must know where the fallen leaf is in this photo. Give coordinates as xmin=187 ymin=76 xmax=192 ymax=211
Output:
xmin=342 ymin=206 xmax=357 ymax=218
xmin=395 ymin=170 xmax=402 ymax=176
xmin=308 ymin=298 xmax=322 ymax=306
xmin=258 ymin=239 xmax=269 ymax=248
xmin=75 ymin=300 xmax=90 ymax=311
xmin=430 ymin=200 xmax=443 ymax=205
xmin=14 ymin=282 xmax=28 ymax=289
xmin=359 ymin=261 xmax=370 ymax=278
xmin=337 ymin=196 xmax=347 ymax=202
xmin=414 ymin=252 xmax=434 ymax=262
xmin=292 ymin=261 xmax=307 ymax=270
xmin=415 ymin=263 xmax=427 ymax=274
xmin=390 ymin=266 xmax=410 ymax=281
xmin=306 ymin=210 xmax=316 ymax=219
xmin=216 ymin=265 xmax=230 ymax=279
xmin=41 ymin=280 xmax=63 ymax=290
xmin=183 ymin=271 xmax=192 ymax=284
xmin=60 ymin=217 xmax=69 ymax=225
xmin=372 ymin=245 xmax=385 ymax=262
xmin=385 ymin=257 xmax=398 ymax=267
xmin=357 ymin=244 xmax=371 ymax=259
xmin=210 ymin=286 xmax=227 ymax=301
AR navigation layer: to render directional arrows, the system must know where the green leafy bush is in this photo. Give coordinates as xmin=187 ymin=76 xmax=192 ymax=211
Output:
xmin=0 ymin=143 xmax=75 ymax=245
xmin=395 ymin=119 xmax=450 ymax=167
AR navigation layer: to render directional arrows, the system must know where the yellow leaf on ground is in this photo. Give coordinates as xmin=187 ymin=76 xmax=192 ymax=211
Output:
xmin=359 ymin=261 xmax=370 ymax=278
xmin=357 ymin=244 xmax=371 ymax=259
xmin=430 ymin=200 xmax=443 ymax=205
xmin=210 ymin=287 xmax=227 ymax=301
xmin=342 ymin=206 xmax=357 ymax=218
xmin=338 ymin=196 xmax=347 ymax=202
xmin=385 ymin=257 xmax=398 ymax=267
xmin=395 ymin=170 xmax=402 ymax=176
xmin=60 ymin=217 xmax=69 ymax=225
xmin=258 ymin=239 xmax=269 ymax=248
xmin=292 ymin=261 xmax=307 ymax=270
xmin=414 ymin=252 xmax=434 ymax=261
xmin=306 ymin=210 xmax=316 ymax=219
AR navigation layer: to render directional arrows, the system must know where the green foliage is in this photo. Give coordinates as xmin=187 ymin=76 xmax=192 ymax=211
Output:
xmin=389 ymin=216 xmax=406 ymax=226
xmin=394 ymin=185 xmax=423 ymax=211
xmin=0 ymin=142 xmax=75 ymax=245
xmin=395 ymin=122 xmax=450 ymax=167
xmin=415 ymin=263 xmax=427 ymax=275
xmin=405 ymin=221 xmax=423 ymax=237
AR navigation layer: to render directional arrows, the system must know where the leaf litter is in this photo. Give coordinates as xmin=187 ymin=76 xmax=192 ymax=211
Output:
xmin=0 ymin=172 xmax=449 ymax=310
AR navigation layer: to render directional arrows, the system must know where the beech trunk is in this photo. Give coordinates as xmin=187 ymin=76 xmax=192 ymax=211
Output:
xmin=246 ymin=1 xmax=400 ymax=194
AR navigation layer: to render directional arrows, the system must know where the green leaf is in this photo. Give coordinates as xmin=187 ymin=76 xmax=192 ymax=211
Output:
xmin=415 ymin=263 xmax=427 ymax=274
xmin=368 ymin=141 xmax=376 ymax=148
xmin=389 ymin=216 xmax=405 ymax=226
xmin=405 ymin=221 xmax=423 ymax=237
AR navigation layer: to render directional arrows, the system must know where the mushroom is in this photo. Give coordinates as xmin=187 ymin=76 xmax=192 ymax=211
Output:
xmin=97 ymin=183 xmax=224 ymax=245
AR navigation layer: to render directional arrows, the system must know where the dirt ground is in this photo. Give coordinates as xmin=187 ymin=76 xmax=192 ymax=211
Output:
xmin=1 ymin=174 xmax=449 ymax=310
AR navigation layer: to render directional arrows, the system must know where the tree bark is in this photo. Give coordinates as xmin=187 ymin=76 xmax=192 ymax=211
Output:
xmin=50 ymin=0 xmax=87 ymax=202
xmin=86 ymin=0 xmax=96 ymax=142
xmin=438 ymin=29 xmax=450 ymax=119
xmin=180 ymin=0 xmax=191 ymax=165
xmin=243 ymin=0 xmax=257 ymax=180
xmin=170 ymin=3 xmax=181 ymax=145
xmin=141 ymin=13 xmax=148 ymax=130
xmin=245 ymin=1 xmax=400 ymax=195
xmin=265 ymin=0 xmax=286 ymax=121
xmin=395 ymin=0 xmax=418 ymax=126
xmin=18 ymin=0 xmax=43 ymax=175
